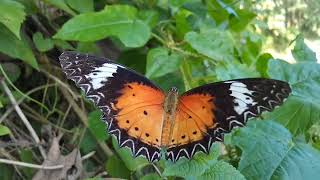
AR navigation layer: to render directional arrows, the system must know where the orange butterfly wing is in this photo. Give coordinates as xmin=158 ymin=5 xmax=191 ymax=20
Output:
xmin=166 ymin=79 xmax=291 ymax=161
xmin=166 ymin=94 xmax=220 ymax=161
xmin=107 ymin=82 xmax=165 ymax=162
xmin=59 ymin=52 xmax=166 ymax=162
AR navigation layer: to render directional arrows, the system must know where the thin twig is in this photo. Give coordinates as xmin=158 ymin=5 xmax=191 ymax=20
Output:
xmin=41 ymin=69 xmax=79 ymax=100
xmin=0 ymin=79 xmax=47 ymax=159
xmin=81 ymin=151 xmax=96 ymax=161
xmin=0 ymin=158 xmax=64 ymax=170
xmin=0 ymin=84 xmax=56 ymax=123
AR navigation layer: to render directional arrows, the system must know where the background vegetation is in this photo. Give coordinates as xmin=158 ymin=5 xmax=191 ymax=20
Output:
xmin=0 ymin=0 xmax=319 ymax=179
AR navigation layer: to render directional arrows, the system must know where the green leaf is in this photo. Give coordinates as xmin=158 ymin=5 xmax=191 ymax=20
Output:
xmin=198 ymin=161 xmax=246 ymax=180
xmin=146 ymin=47 xmax=181 ymax=79
xmin=256 ymin=53 xmax=273 ymax=78
xmin=266 ymin=60 xmax=320 ymax=135
xmin=175 ymin=9 xmax=192 ymax=39
xmin=1 ymin=63 xmax=21 ymax=83
xmin=140 ymin=173 xmax=161 ymax=180
xmin=118 ymin=49 xmax=147 ymax=74
xmin=152 ymin=71 xmax=185 ymax=93
xmin=0 ymin=0 xmax=26 ymax=39
xmin=0 ymin=164 xmax=14 ymax=180
xmin=207 ymin=0 xmax=236 ymax=25
xmin=88 ymin=110 xmax=108 ymax=142
xmin=138 ymin=10 xmax=159 ymax=28
xmin=229 ymin=9 xmax=256 ymax=32
xmin=105 ymin=155 xmax=130 ymax=179
xmin=44 ymin=0 xmax=76 ymax=16
xmin=229 ymin=120 xmax=320 ymax=180
xmin=32 ymin=32 xmax=54 ymax=52
xmin=163 ymin=144 xmax=220 ymax=177
xmin=111 ymin=138 xmax=149 ymax=171
xmin=0 ymin=24 xmax=38 ymax=69
xmin=0 ymin=124 xmax=11 ymax=136
xmin=291 ymin=35 xmax=317 ymax=62
xmin=19 ymin=149 xmax=35 ymax=178
xmin=185 ymin=29 xmax=234 ymax=61
xmin=0 ymin=100 xmax=3 ymax=108
xmin=53 ymin=39 xmax=75 ymax=50
xmin=66 ymin=0 xmax=94 ymax=13
xmin=215 ymin=61 xmax=260 ymax=81
xmin=77 ymin=42 xmax=101 ymax=54
xmin=80 ymin=130 xmax=97 ymax=154
xmin=54 ymin=5 xmax=151 ymax=48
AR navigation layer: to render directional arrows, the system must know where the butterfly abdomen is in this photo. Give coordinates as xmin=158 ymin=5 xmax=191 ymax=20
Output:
xmin=161 ymin=87 xmax=179 ymax=147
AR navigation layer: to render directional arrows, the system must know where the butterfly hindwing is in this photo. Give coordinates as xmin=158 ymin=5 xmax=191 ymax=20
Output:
xmin=59 ymin=51 xmax=164 ymax=162
xmin=166 ymin=78 xmax=291 ymax=161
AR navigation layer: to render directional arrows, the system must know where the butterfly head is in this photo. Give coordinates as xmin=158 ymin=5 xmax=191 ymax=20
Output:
xmin=169 ymin=87 xmax=178 ymax=94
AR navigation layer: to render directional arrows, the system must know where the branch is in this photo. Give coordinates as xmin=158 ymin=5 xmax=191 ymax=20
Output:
xmin=0 ymin=79 xmax=47 ymax=159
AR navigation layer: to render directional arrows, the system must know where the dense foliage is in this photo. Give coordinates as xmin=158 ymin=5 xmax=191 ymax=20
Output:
xmin=0 ymin=0 xmax=319 ymax=179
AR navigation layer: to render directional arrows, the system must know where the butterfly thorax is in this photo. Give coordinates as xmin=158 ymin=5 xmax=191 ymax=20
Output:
xmin=161 ymin=87 xmax=179 ymax=147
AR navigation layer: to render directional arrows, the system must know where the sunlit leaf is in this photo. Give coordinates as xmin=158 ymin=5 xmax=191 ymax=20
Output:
xmin=54 ymin=5 xmax=151 ymax=48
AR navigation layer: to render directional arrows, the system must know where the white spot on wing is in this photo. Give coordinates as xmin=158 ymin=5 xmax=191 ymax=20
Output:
xmin=229 ymin=82 xmax=256 ymax=114
xmin=85 ymin=63 xmax=118 ymax=89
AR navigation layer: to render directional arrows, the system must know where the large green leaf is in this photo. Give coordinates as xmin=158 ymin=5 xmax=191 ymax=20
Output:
xmin=229 ymin=120 xmax=320 ymax=180
xmin=54 ymin=5 xmax=151 ymax=48
xmin=291 ymin=35 xmax=317 ymax=62
xmin=0 ymin=0 xmax=26 ymax=39
xmin=146 ymin=47 xmax=181 ymax=79
xmin=215 ymin=61 xmax=260 ymax=81
xmin=0 ymin=24 xmax=38 ymax=69
xmin=265 ymin=60 xmax=320 ymax=135
xmin=185 ymin=29 xmax=234 ymax=61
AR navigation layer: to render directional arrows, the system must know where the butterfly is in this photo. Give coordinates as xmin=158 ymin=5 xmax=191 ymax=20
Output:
xmin=59 ymin=51 xmax=291 ymax=162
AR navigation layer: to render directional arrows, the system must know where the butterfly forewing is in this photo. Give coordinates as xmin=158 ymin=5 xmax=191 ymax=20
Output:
xmin=166 ymin=78 xmax=291 ymax=161
xmin=59 ymin=51 xmax=165 ymax=162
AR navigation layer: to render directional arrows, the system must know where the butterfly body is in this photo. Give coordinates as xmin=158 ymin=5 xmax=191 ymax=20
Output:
xmin=161 ymin=87 xmax=179 ymax=147
xmin=59 ymin=51 xmax=291 ymax=162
